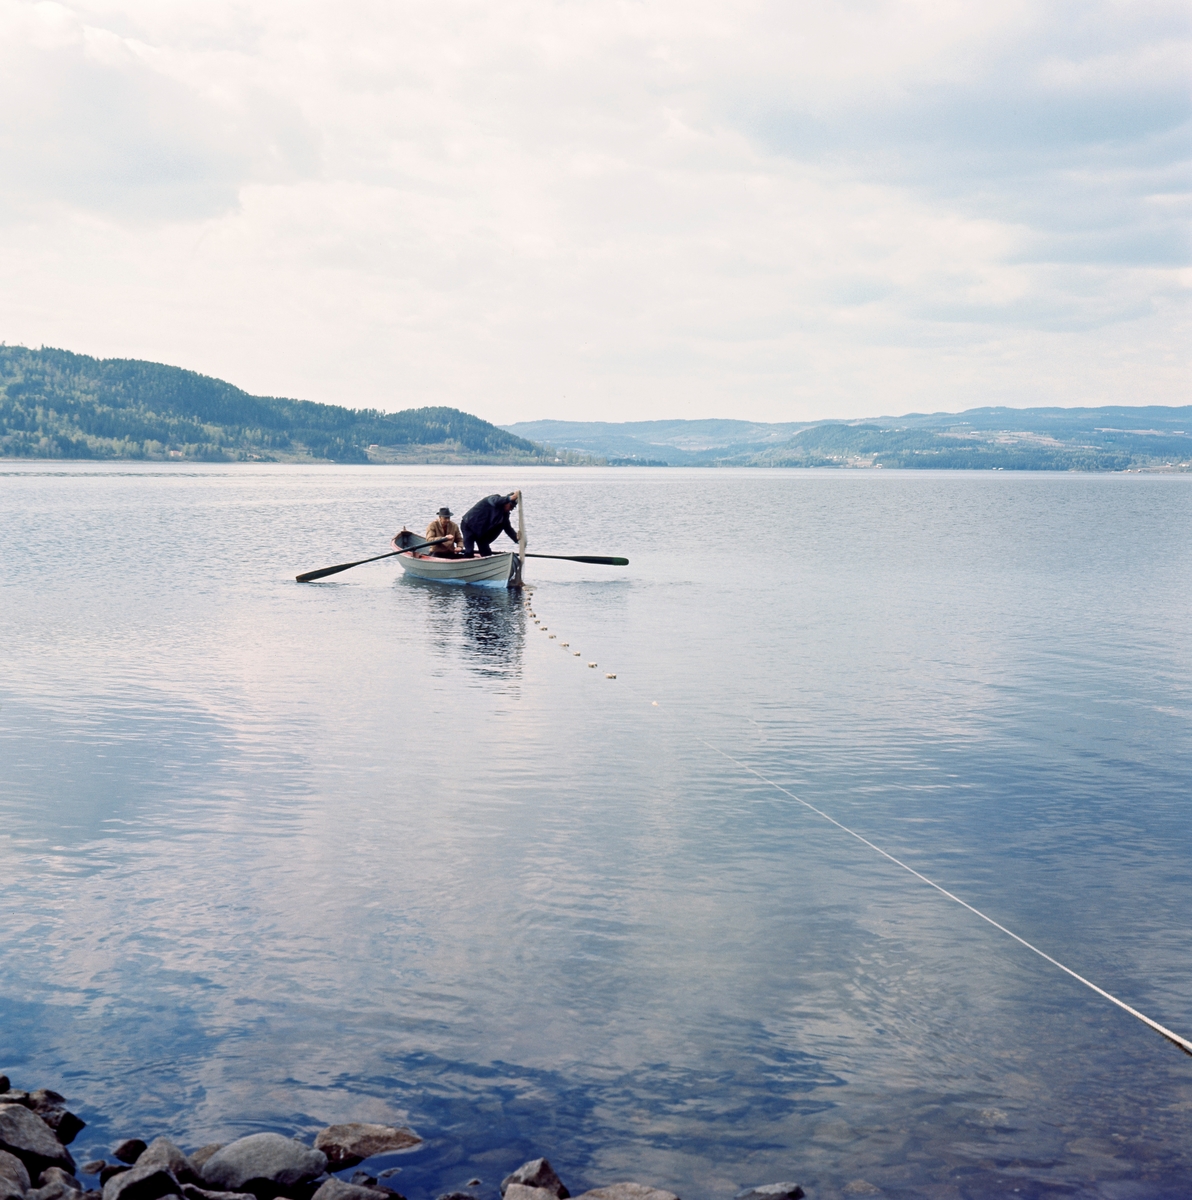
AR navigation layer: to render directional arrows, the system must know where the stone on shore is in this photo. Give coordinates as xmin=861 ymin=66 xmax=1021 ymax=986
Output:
xmin=734 ymin=1185 xmax=803 ymax=1200
xmin=80 ymin=1167 xmax=104 ymax=1180
xmin=102 ymin=1164 xmax=181 ymax=1200
xmin=500 ymin=1161 xmax=567 ymax=1200
xmin=0 ymin=1149 xmax=31 ymax=1200
xmin=97 ymin=1171 xmax=127 ymax=1187
xmin=35 ymin=1117 xmax=83 ymax=1152
xmin=573 ymin=1186 xmax=679 ymax=1200
xmin=0 ymin=1105 xmax=76 ymax=1179
xmin=0 ymin=1079 xmax=10 ymax=1096
xmin=180 ymin=1183 xmax=256 ymax=1200
xmin=28 ymin=1177 xmax=84 ymax=1200
xmin=26 ymin=1184 xmax=73 ymax=1200
xmin=110 ymin=1149 xmax=145 ymax=1170
xmin=135 ymin=1142 xmax=193 ymax=1185
xmin=200 ymin=1135 xmax=327 ymax=1195
xmin=310 ymin=1179 xmax=398 ymax=1200
xmin=183 ymin=1152 xmax=220 ymax=1177
xmin=312 ymin=1127 xmax=420 ymax=1172
xmin=37 ymin=1171 xmax=80 ymax=1194
xmin=504 ymin=1186 xmax=556 ymax=1200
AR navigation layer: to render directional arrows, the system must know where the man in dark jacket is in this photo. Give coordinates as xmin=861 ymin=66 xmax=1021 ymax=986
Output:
xmin=460 ymin=491 xmax=520 ymax=556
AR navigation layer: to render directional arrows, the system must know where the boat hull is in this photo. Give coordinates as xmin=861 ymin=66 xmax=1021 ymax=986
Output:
xmin=396 ymin=550 xmax=516 ymax=584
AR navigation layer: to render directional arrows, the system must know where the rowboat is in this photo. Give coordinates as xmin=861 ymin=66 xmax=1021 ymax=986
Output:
xmin=392 ymin=542 xmax=520 ymax=585
xmin=296 ymin=495 xmax=626 ymax=586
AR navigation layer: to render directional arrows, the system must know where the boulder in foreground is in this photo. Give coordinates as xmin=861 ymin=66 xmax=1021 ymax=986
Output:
xmin=500 ymin=1162 xmax=567 ymax=1200
xmin=134 ymin=1141 xmax=193 ymax=1185
xmin=310 ymin=1179 xmax=399 ymax=1200
xmin=573 ymin=1186 xmax=679 ymax=1200
xmin=183 ymin=1152 xmax=221 ymax=1177
xmin=312 ymin=1127 xmax=421 ymax=1171
xmin=101 ymin=1164 xmax=180 ymax=1200
xmin=0 ymin=1150 xmax=31 ymax=1200
xmin=200 ymin=1135 xmax=326 ymax=1195
xmin=504 ymin=1186 xmax=556 ymax=1200
xmin=0 ymin=1106 xmax=75 ymax=1179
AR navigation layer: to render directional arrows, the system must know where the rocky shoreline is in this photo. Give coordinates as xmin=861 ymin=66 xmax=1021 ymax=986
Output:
xmin=0 ymin=1079 xmax=804 ymax=1200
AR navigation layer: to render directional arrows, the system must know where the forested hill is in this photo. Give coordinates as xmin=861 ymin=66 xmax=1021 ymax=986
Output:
xmin=0 ymin=346 xmax=551 ymax=464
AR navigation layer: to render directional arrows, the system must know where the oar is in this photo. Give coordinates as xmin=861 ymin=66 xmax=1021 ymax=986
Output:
xmin=296 ymin=537 xmax=450 ymax=582
xmin=524 ymin=553 xmax=628 ymax=566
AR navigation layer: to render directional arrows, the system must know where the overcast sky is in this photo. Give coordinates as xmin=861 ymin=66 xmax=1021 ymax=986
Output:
xmin=1 ymin=0 xmax=1188 ymax=423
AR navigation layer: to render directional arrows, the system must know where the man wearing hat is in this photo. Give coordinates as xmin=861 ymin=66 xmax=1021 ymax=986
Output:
xmin=460 ymin=491 xmax=520 ymax=557
xmin=424 ymin=506 xmax=463 ymax=557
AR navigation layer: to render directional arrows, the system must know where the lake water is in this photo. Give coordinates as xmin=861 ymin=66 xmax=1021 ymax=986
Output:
xmin=2 ymin=464 xmax=1191 ymax=1200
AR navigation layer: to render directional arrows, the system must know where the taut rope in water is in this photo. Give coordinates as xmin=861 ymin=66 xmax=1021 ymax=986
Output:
xmin=697 ymin=735 xmax=1192 ymax=1059
xmin=520 ymin=590 xmax=1192 ymax=1059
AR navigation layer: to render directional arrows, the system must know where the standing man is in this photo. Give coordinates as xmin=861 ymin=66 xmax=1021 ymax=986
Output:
xmin=424 ymin=506 xmax=462 ymax=557
xmin=460 ymin=491 xmax=520 ymax=557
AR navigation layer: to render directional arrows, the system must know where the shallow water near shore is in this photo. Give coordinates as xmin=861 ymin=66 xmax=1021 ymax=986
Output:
xmin=2 ymin=464 xmax=1191 ymax=1200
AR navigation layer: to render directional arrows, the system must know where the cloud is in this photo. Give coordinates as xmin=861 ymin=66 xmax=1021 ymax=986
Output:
xmin=0 ymin=0 xmax=316 ymax=220
xmin=0 ymin=0 xmax=1186 ymax=421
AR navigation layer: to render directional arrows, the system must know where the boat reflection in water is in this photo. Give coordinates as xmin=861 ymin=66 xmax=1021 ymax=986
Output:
xmin=403 ymin=575 xmax=526 ymax=685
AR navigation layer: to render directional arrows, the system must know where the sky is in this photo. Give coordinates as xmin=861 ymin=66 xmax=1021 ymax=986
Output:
xmin=0 ymin=0 xmax=1188 ymax=424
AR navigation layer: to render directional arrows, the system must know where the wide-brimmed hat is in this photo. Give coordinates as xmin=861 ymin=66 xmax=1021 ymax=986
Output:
xmin=438 ymin=506 xmax=452 ymax=516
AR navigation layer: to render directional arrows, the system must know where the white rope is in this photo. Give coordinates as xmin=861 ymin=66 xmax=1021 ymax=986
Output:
xmin=694 ymin=734 xmax=1192 ymax=1058
xmin=526 ymin=593 xmax=1191 ymax=1058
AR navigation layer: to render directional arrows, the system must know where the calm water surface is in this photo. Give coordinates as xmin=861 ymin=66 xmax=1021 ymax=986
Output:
xmin=1 ymin=465 xmax=1190 ymax=1200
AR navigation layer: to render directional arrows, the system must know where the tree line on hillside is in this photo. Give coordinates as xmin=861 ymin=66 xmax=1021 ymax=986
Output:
xmin=0 ymin=346 xmax=549 ymax=463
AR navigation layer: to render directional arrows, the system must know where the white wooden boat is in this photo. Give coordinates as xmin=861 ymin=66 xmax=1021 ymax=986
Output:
xmin=394 ymin=545 xmax=518 ymax=585
xmin=391 ymin=492 xmax=527 ymax=586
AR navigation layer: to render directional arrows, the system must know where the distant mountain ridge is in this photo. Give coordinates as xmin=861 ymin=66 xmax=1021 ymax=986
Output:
xmin=3 ymin=345 xmax=1189 ymax=470
xmin=0 ymin=346 xmax=555 ymax=464
xmin=504 ymin=410 xmax=1192 ymax=471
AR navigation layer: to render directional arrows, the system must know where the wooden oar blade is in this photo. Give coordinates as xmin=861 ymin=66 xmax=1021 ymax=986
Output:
xmin=296 ymin=561 xmax=364 ymax=582
xmin=524 ymin=553 xmax=628 ymax=566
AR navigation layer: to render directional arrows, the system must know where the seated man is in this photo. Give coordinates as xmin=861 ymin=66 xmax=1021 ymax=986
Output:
xmin=424 ymin=506 xmax=462 ymax=556
xmin=460 ymin=491 xmax=519 ymax=556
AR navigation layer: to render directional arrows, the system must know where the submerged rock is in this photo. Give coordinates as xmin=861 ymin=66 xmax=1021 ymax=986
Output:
xmin=80 ymin=1167 xmax=105 ymax=1180
xmin=734 ymin=1186 xmax=804 ymax=1200
xmin=312 ymin=1127 xmax=421 ymax=1171
xmin=101 ymin=1164 xmax=181 ymax=1200
xmin=200 ymin=1135 xmax=326 ymax=1195
xmin=0 ymin=1149 xmax=31 ymax=1200
xmin=0 ymin=1105 xmax=75 ymax=1179
xmin=500 ymin=1162 xmax=567 ymax=1200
